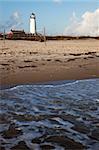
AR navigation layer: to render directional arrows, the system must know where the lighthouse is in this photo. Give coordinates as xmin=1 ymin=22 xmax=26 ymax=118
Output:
xmin=30 ymin=13 xmax=36 ymax=34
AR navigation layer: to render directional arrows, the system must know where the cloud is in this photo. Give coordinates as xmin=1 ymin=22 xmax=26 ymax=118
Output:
xmin=0 ymin=11 xmax=23 ymax=32
xmin=53 ymin=0 xmax=62 ymax=4
xmin=64 ymin=8 xmax=99 ymax=36
xmin=10 ymin=11 xmax=23 ymax=29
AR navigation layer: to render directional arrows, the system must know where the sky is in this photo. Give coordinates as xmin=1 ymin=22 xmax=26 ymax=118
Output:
xmin=0 ymin=0 xmax=99 ymax=36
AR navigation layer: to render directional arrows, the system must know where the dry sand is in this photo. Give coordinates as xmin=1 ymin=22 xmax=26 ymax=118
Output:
xmin=0 ymin=39 xmax=99 ymax=87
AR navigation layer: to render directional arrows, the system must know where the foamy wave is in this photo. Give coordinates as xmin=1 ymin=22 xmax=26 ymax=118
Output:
xmin=2 ymin=78 xmax=99 ymax=92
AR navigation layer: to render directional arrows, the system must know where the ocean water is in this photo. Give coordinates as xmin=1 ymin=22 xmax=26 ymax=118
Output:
xmin=0 ymin=79 xmax=99 ymax=150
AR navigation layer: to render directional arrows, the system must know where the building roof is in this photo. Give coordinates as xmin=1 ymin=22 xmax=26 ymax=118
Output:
xmin=11 ymin=29 xmax=25 ymax=34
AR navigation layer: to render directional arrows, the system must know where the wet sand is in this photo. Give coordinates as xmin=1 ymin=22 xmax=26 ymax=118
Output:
xmin=0 ymin=39 xmax=99 ymax=87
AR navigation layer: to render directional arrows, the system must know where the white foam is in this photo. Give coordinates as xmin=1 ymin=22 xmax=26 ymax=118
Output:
xmin=95 ymin=99 xmax=99 ymax=102
xmin=2 ymin=78 xmax=99 ymax=91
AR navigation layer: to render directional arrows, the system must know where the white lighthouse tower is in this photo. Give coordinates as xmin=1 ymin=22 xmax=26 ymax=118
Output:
xmin=30 ymin=13 xmax=36 ymax=34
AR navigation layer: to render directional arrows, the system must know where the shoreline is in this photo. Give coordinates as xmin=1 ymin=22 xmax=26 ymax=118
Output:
xmin=0 ymin=62 xmax=99 ymax=89
xmin=0 ymin=39 xmax=99 ymax=87
xmin=1 ymin=77 xmax=99 ymax=90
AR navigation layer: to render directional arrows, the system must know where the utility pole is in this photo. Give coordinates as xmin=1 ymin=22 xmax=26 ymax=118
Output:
xmin=44 ymin=27 xmax=46 ymax=46
xmin=3 ymin=29 xmax=5 ymax=45
xmin=2 ymin=29 xmax=6 ymax=50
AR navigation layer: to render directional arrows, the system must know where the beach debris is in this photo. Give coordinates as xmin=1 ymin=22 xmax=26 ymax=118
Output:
xmin=1 ymin=63 xmax=9 ymax=66
xmin=45 ymin=135 xmax=86 ymax=149
xmin=89 ymin=129 xmax=99 ymax=141
xmin=69 ymin=53 xmax=82 ymax=56
xmin=46 ymin=59 xmax=52 ymax=61
xmin=24 ymin=60 xmax=32 ymax=63
xmin=18 ymin=65 xmax=37 ymax=68
xmin=40 ymin=144 xmax=55 ymax=149
xmin=11 ymin=141 xmax=30 ymax=150
xmin=71 ymin=123 xmax=90 ymax=134
xmin=55 ymin=59 xmax=62 ymax=62
xmin=67 ymin=58 xmax=75 ymax=62
xmin=2 ymin=123 xmax=22 ymax=139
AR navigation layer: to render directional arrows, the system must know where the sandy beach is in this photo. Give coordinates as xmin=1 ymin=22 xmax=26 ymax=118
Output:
xmin=0 ymin=39 xmax=99 ymax=150
xmin=0 ymin=39 xmax=99 ymax=86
